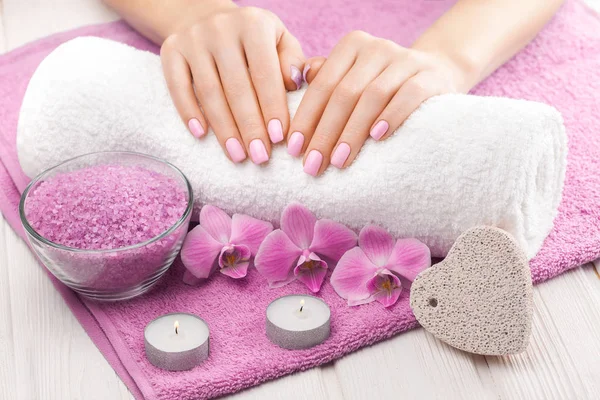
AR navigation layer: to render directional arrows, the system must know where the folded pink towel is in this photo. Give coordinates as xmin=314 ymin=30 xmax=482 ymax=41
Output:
xmin=1 ymin=0 xmax=600 ymax=399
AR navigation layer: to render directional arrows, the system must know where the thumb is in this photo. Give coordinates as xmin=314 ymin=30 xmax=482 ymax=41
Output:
xmin=277 ymin=30 xmax=306 ymax=91
xmin=302 ymin=56 xmax=327 ymax=85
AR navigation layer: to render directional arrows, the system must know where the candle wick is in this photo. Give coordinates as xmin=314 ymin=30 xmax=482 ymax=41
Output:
xmin=175 ymin=326 xmax=178 ymax=335
xmin=299 ymin=305 xmax=303 ymax=312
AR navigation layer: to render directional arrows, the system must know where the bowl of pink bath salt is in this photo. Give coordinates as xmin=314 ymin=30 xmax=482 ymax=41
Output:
xmin=20 ymin=151 xmax=193 ymax=301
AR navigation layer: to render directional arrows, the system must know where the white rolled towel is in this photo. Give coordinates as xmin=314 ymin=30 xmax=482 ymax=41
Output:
xmin=17 ymin=37 xmax=567 ymax=259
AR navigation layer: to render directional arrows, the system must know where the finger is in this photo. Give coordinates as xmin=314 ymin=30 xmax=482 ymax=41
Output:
xmin=160 ymin=43 xmax=207 ymax=139
xmin=287 ymin=38 xmax=360 ymax=157
xmin=214 ymin=45 xmax=271 ymax=165
xmin=373 ymin=71 xmax=442 ymax=142
xmin=302 ymin=56 xmax=326 ymax=84
xmin=331 ymin=62 xmax=419 ymax=169
xmin=244 ymin=32 xmax=288 ymax=144
xmin=189 ymin=53 xmax=247 ymax=163
xmin=277 ymin=30 xmax=306 ymax=91
xmin=302 ymin=55 xmax=388 ymax=176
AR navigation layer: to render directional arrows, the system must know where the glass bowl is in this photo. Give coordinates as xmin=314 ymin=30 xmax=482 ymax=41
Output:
xmin=19 ymin=151 xmax=193 ymax=301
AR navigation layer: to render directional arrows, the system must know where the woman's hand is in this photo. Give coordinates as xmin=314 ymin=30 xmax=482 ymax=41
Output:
xmin=289 ymin=31 xmax=473 ymax=176
xmin=160 ymin=2 xmax=305 ymax=164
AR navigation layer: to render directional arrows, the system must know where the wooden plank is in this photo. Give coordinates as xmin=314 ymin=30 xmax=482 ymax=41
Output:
xmin=0 ymin=7 xmax=17 ymax=400
xmin=0 ymin=0 xmax=6 ymax=50
xmin=1 ymin=218 xmax=132 ymax=399
xmin=333 ymin=325 xmax=496 ymax=399
xmin=0 ymin=221 xmax=19 ymax=400
xmin=484 ymin=265 xmax=600 ymax=399
xmin=230 ymin=364 xmax=344 ymax=400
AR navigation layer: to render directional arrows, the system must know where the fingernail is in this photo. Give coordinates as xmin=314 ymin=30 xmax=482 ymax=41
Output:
xmin=249 ymin=139 xmax=269 ymax=165
xmin=291 ymin=65 xmax=303 ymax=90
xmin=370 ymin=120 xmax=389 ymax=141
xmin=331 ymin=143 xmax=351 ymax=168
xmin=188 ymin=118 xmax=205 ymax=138
xmin=267 ymin=119 xmax=284 ymax=143
xmin=303 ymin=150 xmax=323 ymax=176
xmin=302 ymin=64 xmax=311 ymax=83
xmin=225 ymin=138 xmax=246 ymax=163
xmin=287 ymin=131 xmax=305 ymax=156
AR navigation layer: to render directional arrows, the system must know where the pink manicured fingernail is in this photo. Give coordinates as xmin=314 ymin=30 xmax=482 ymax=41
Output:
xmin=331 ymin=143 xmax=351 ymax=168
xmin=303 ymin=64 xmax=311 ymax=82
xmin=304 ymin=150 xmax=323 ymax=176
xmin=249 ymin=139 xmax=269 ymax=165
xmin=291 ymin=65 xmax=303 ymax=90
xmin=267 ymin=119 xmax=284 ymax=143
xmin=188 ymin=118 xmax=205 ymax=138
xmin=287 ymin=131 xmax=305 ymax=156
xmin=370 ymin=120 xmax=389 ymax=141
xmin=225 ymin=138 xmax=246 ymax=163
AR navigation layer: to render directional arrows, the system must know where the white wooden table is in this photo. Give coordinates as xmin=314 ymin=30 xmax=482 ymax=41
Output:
xmin=1 ymin=1 xmax=600 ymax=398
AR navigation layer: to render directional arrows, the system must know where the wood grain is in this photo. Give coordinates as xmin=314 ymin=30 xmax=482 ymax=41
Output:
xmin=1 ymin=0 xmax=600 ymax=398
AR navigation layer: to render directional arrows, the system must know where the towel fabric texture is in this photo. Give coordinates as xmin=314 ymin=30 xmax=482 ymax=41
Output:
xmin=17 ymin=37 xmax=567 ymax=260
xmin=0 ymin=0 xmax=599 ymax=399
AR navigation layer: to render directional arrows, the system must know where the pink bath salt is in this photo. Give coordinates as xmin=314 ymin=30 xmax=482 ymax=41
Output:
xmin=25 ymin=164 xmax=188 ymax=250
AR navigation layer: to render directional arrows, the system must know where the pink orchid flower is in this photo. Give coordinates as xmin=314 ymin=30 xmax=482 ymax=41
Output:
xmin=180 ymin=205 xmax=273 ymax=281
xmin=330 ymin=225 xmax=431 ymax=307
xmin=254 ymin=203 xmax=357 ymax=292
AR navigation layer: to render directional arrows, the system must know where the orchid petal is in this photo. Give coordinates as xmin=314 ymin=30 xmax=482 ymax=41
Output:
xmin=280 ymin=203 xmax=317 ymax=250
xmin=255 ymin=229 xmax=303 ymax=286
xmin=366 ymin=270 xmax=403 ymax=308
xmin=220 ymin=261 xmax=250 ymax=279
xmin=218 ymin=244 xmax=251 ymax=268
xmin=358 ymin=224 xmax=395 ymax=267
xmin=309 ymin=219 xmax=357 ymax=261
xmin=330 ymin=247 xmax=378 ymax=304
xmin=347 ymin=296 xmax=377 ymax=307
xmin=182 ymin=269 xmax=204 ymax=286
xmin=293 ymin=254 xmax=328 ymax=293
xmin=180 ymin=225 xmax=222 ymax=279
xmin=267 ymin=274 xmax=297 ymax=289
xmin=200 ymin=205 xmax=232 ymax=244
xmin=229 ymin=214 xmax=274 ymax=255
xmin=385 ymin=238 xmax=432 ymax=281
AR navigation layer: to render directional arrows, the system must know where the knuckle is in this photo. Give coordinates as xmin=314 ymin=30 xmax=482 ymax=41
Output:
xmin=404 ymin=78 xmax=429 ymax=98
xmin=239 ymin=116 xmax=265 ymax=136
xmin=403 ymin=49 xmax=423 ymax=64
xmin=187 ymin=22 xmax=207 ymax=38
xmin=310 ymin=79 xmax=337 ymax=94
xmin=250 ymin=68 xmax=271 ymax=84
xmin=332 ymin=83 xmax=361 ymax=103
xmin=379 ymin=38 xmax=400 ymax=54
xmin=310 ymin=132 xmax=337 ymax=149
xmin=195 ymin=79 xmax=220 ymax=98
xmin=224 ymin=77 xmax=250 ymax=97
xmin=203 ymin=14 xmax=228 ymax=32
xmin=241 ymin=6 xmax=265 ymax=21
xmin=347 ymin=30 xmax=371 ymax=42
xmin=340 ymin=120 xmax=364 ymax=138
xmin=257 ymin=93 xmax=281 ymax=113
xmin=364 ymin=80 xmax=389 ymax=99
xmin=160 ymin=35 xmax=179 ymax=55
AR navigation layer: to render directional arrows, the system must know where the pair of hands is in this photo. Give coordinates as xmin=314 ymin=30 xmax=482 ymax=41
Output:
xmin=161 ymin=3 xmax=467 ymax=176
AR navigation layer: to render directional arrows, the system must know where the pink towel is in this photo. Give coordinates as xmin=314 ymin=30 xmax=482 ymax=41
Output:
xmin=1 ymin=0 xmax=599 ymax=398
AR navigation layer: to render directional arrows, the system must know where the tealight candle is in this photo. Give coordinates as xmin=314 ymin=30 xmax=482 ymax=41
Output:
xmin=266 ymin=295 xmax=331 ymax=350
xmin=144 ymin=313 xmax=209 ymax=371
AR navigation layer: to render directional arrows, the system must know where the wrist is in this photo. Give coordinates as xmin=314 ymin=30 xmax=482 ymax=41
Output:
xmin=412 ymin=42 xmax=483 ymax=93
xmin=165 ymin=0 xmax=237 ymax=36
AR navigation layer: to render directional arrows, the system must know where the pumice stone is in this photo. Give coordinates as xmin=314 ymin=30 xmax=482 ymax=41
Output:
xmin=410 ymin=226 xmax=533 ymax=356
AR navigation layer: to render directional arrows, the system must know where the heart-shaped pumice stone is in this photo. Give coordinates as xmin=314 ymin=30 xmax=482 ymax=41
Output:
xmin=410 ymin=226 xmax=533 ymax=356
